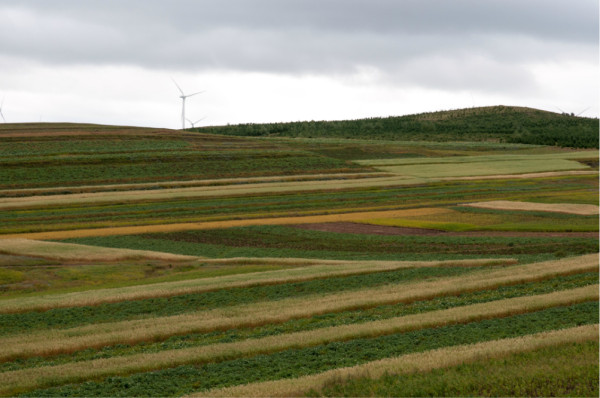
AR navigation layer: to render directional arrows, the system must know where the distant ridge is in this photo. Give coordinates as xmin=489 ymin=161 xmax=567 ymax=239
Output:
xmin=197 ymin=106 xmax=599 ymax=148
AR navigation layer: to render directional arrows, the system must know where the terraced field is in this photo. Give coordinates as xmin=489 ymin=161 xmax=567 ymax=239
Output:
xmin=0 ymin=119 xmax=598 ymax=396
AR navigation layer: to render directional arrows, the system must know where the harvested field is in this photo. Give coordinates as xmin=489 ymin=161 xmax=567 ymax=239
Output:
xmin=464 ymin=200 xmax=600 ymax=215
xmin=0 ymin=239 xmax=197 ymax=263
xmin=377 ymin=159 xmax=588 ymax=178
xmin=443 ymin=170 xmax=598 ymax=181
xmin=291 ymin=222 xmax=598 ymax=238
xmin=357 ymin=151 xmax=599 ymax=167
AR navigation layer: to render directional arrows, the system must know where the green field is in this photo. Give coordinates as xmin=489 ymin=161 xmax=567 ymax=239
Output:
xmin=0 ymin=109 xmax=598 ymax=397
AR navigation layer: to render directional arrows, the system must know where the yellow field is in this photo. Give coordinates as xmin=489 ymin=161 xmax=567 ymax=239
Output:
xmin=0 ymin=238 xmax=197 ymax=263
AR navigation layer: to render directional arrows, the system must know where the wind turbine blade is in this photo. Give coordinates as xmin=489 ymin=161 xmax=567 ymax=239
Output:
xmin=171 ymin=78 xmax=184 ymax=96
xmin=554 ymin=106 xmax=566 ymax=114
xmin=186 ymin=90 xmax=205 ymax=98
xmin=576 ymin=107 xmax=590 ymax=117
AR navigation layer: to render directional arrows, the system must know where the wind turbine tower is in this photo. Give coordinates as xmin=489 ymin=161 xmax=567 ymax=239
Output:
xmin=172 ymin=79 xmax=204 ymax=129
xmin=0 ymin=98 xmax=5 ymax=123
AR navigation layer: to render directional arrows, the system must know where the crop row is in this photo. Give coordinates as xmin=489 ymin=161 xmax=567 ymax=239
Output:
xmin=1 ymin=254 xmax=594 ymax=361
xmin=0 ymin=172 xmax=383 ymax=199
xmin=2 ymin=272 xmax=595 ymax=373
xmin=0 ymin=258 xmax=514 ymax=314
xmin=64 ymin=225 xmax=599 ymax=262
xmin=0 ymin=149 xmax=327 ymax=168
xmin=0 ymin=266 xmax=481 ymax=335
xmin=1 ymin=174 xmax=596 ymax=234
xmin=15 ymin=302 xmax=599 ymax=397
xmin=0 ymin=155 xmax=361 ymax=189
xmin=224 ymin=328 xmax=598 ymax=398
xmin=0 ymin=138 xmax=192 ymax=157
xmin=1 ymin=288 xmax=596 ymax=395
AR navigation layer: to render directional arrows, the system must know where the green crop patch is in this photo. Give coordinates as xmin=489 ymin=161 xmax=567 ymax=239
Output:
xmin=64 ymin=225 xmax=599 ymax=262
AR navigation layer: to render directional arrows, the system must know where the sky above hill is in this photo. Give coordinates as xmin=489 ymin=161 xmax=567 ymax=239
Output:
xmin=0 ymin=0 xmax=597 ymax=128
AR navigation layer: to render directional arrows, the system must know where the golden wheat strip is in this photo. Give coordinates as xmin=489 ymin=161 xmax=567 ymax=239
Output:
xmin=463 ymin=200 xmax=600 ymax=215
xmin=0 ymin=208 xmax=448 ymax=240
xmin=442 ymin=170 xmax=598 ymax=181
xmin=197 ymin=324 xmax=599 ymax=397
xmin=0 ymin=258 xmax=516 ymax=314
xmin=0 ymin=286 xmax=596 ymax=396
xmin=0 ymin=254 xmax=596 ymax=361
xmin=0 ymin=238 xmax=198 ymax=263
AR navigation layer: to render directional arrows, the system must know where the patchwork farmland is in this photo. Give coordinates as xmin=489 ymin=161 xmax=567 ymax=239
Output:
xmin=0 ymin=107 xmax=598 ymax=397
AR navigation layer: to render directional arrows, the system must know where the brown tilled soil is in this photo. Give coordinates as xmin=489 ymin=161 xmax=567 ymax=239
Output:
xmin=290 ymin=222 xmax=598 ymax=238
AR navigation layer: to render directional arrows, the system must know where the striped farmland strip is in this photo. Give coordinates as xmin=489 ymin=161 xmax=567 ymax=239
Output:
xmin=0 ymin=258 xmax=517 ymax=314
xmin=0 ymin=254 xmax=596 ymax=361
xmin=0 ymin=286 xmax=596 ymax=396
xmin=198 ymin=324 xmax=599 ymax=397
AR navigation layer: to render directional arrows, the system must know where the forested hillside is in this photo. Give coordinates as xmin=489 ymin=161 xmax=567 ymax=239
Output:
xmin=197 ymin=106 xmax=599 ymax=148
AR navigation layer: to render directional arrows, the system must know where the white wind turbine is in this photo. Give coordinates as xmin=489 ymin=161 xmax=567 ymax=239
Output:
xmin=172 ymin=79 xmax=204 ymax=129
xmin=186 ymin=116 xmax=206 ymax=129
xmin=0 ymin=98 xmax=5 ymax=123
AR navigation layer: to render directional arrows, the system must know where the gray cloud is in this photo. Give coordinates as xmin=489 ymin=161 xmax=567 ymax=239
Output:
xmin=0 ymin=0 xmax=597 ymax=96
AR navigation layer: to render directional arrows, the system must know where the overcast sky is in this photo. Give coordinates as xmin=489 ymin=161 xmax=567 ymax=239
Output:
xmin=0 ymin=0 xmax=597 ymax=128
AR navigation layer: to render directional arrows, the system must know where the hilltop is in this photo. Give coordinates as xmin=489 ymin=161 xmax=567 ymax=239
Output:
xmin=197 ymin=106 xmax=599 ymax=148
